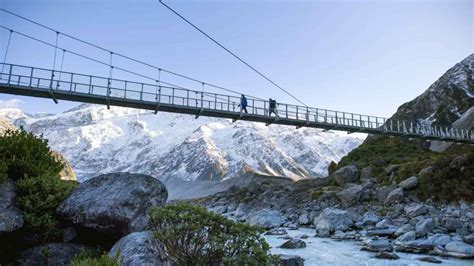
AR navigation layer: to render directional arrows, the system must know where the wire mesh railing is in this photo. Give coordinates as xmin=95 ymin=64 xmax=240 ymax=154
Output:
xmin=0 ymin=63 xmax=472 ymax=143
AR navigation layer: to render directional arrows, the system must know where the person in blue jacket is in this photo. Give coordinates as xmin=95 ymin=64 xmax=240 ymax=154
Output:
xmin=238 ymin=94 xmax=248 ymax=113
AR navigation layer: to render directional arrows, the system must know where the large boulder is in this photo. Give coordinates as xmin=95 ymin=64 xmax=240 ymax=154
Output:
xmin=332 ymin=165 xmax=359 ymax=186
xmin=362 ymin=212 xmax=380 ymax=226
xmin=279 ymin=238 xmax=306 ymax=249
xmin=57 ymin=173 xmax=167 ymax=237
xmin=398 ymin=176 xmax=418 ymax=190
xmin=17 ymin=243 xmax=92 ymax=266
xmin=335 ymin=183 xmax=366 ymax=206
xmin=444 ymin=241 xmax=474 ymax=259
xmin=404 ymin=204 xmax=427 ymax=218
xmin=384 ymin=188 xmax=404 ymax=205
xmin=109 ymin=231 xmax=169 ymax=266
xmin=314 ymin=208 xmax=353 ymax=233
xmin=361 ymin=239 xmax=393 ymax=252
xmin=415 ymin=218 xmax=435 ymax=237
xmin=0 ymin=179 xmax=23 ymax=234
xmin=277 ymin=254 xmax=304 ymax=266
xmin=247 ymin=209 xmax=285 ymax=229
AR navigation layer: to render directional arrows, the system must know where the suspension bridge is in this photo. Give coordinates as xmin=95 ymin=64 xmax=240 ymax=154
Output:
xmin=0 ymin=10 xmax=472 ymax=144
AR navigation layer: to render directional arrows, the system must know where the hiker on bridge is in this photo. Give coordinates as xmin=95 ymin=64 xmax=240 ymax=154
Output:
xmin=238 ymin=94 xmax=248 ymax=113
xmin=269 ymin=98 xmax=278 ymax=117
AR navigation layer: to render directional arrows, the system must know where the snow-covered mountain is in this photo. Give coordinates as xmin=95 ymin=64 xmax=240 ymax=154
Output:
xmin=0 ymin=105 xmax=365 ymax=182
xmin=391 ymin=54 xmax=474 ymax=126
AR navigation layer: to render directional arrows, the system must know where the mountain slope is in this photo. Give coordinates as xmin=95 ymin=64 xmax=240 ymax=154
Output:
xmin=391 ymin=54 xmax=474 ymax=126
xmin=0 ymin=105 xmax=364 ymax=182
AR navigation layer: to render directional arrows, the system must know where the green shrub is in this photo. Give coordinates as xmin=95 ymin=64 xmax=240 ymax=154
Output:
xmin=0 ymin=128 xmax=77 ymax=243
xmin=0 ymin=129 xmax=63 ymax=180
xmin=148 ymin=202 xmax=277 ymax=265
xmin=417 ymin=152 xmax=474 ymax=202
xmin=0 ymin=160 xmax=6 ymax=184
xmin=70 ymin=251 xmax=120 ymax=266
xmin=16 ymin=174 xmax=77 ymax=242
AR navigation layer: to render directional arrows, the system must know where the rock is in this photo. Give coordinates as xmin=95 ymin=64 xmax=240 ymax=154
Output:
xmin=419 ymin=256 xmax=442 ymax=263
xmin=444 ymin=218 xmax=463 ymax=231
xmin=314 ymin=208 xmax=353 ymax=233
xmin=332 ymin=230 xmax=357 ymax=240
xmin=235 ymin=203 xmax=249 ymax=218
xmin=279 ymin=238 xmax=306 ymax=249
xmin=415 ymin=218 xmax=435 ymax=237
xmin=332 ymin=165 xmax=359 ymax=186
xmin=444 ymin=241 xmax=474 ymax=259
xmin=361 ymin=239 xmax=393 ymax=252
xmin=62 ymin=227 xmax=77 ymax=243
xmin=0 ymin=179 xmax=23 ymax=234
xmin=398 ymin=176 xmax=418 ymax=190
xmin=109 ymin=231 xmax=169 ymax=266
xmin=418 ymin=166 xmax=433 ymax=176
xmin=298 ymin=212 xmax=310 ymax=225
xmin=395 ymin=224 xmax=414 ymax=236
xmin=397 ymin=231 xmax=416 ymax=242
xmin=375 ymin=219 xmax=393 ymax=228
xmin=395 ymin=234 xmax=450 ymax=254
xmin=56 ymin=173 xmax=168 ymax=237
xmin=404 ymin=204 xmax=427 ymax=218
xmin=385 ymin=188 xmax=404 ymax=205
xmin=360 ymin=167 xmax=373 ymax=181
xmin=375 ymin=186 xmax=393 ymax=203
xmin=463 ymin=233 xmax=474 ymax=244
xmin=450 ymin=155 xmax=469 ymax=169
xmin=385 ymin=165 xmax=400 ymax=175
xmin=429 ymin=234 xmax=451 ymax=246
xmin=362 ymin=212 xmax=380 ymax=226
xmin=265 ymin=228 xmax=288 ymax=236
xmin=247 ymin=209 xmax=285 ymax=229
xmin=52 ymin=151 xmax=77 ymax=181
xmin=375 ymin=251 xmax=399 ymax=260
xmin=277 ymin=254 xmax=304 ymax=266
xmin=336 ymin=184 xmax=365 ymax=206
xmin=367 ymin=226 xmax=398 ymax=238
xmin=17 ymin=243 xmax=92 ymax=266
xmin=315 ymin=228 xmax=330 ymax=238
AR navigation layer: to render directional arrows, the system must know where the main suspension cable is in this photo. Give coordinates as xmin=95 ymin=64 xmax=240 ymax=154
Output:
xmin=157 ymin=0 xmax=308 ymax=107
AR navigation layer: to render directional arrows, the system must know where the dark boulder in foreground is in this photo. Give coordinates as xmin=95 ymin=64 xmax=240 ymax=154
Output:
xmin=109 ymin=231 xmax=170 ymax=266
xmin=17 ymin=243 xmax=92 ymax=266
xmin=57 ymin=173 xmax=167 ymax=238
xmin=0 ymin=179 xmax=23 ymax=234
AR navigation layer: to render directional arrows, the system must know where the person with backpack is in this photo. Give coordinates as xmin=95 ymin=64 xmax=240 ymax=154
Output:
xmin=238 ymin=94 xmax=248 ymax=113
xmin=269 ymin=98 xmax=278 ymax=117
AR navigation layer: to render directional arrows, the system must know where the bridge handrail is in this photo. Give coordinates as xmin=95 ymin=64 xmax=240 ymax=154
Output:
xmin=0 ymin=63 xmax=472 ymax=142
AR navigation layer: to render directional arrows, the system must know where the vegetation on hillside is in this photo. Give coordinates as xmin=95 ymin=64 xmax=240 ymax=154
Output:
xmin=333 ymin=136 xmax=474 ymax=202
xmin=70 ymin=251 xmax=120 ymax=266
xmin=148 ymin=202 xmax=278 ymax=265
xmin=0 ymin=129 xmax=77 ymax=243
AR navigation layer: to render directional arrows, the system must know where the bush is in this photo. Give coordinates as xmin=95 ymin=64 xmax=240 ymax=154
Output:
xmin=0 ymin=129 xmax=63 ymax=180
xmin=148 ymin=202 xmax=277 ymax=265
xmin=0 ymin=128 xmax=77 ymax=243
xmin=16 ymin=174 xmax=77 ymax=242
xmin=0 ymin=160 xmax=6 ymax=184
xmin=70 ymin=251 xmax=120 ymax=266
xmin=417 ymin=152 xmax=474 ymax=202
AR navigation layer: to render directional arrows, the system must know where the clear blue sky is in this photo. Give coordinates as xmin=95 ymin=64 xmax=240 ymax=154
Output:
xmin=0 ymin=0 xmax=472 ymax=117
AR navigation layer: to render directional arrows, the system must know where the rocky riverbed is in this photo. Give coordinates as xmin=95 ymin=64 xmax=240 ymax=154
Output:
xmin=197 ymin=164 xmax=474 ymax=263
xmin=264 ymin=227 xmax=471 ymax=265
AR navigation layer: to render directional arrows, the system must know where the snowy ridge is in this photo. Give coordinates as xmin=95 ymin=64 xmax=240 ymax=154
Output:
xmin=2 ymin=104 xmax=365 ymax=182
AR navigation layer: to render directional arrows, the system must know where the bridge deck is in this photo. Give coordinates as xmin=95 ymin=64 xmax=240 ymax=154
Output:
xmin=0 ymin=63 xmax=472 ymax=143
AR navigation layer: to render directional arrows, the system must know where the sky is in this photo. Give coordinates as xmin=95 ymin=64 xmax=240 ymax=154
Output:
xmin=0 ymin=0 xmax=472 ymax=117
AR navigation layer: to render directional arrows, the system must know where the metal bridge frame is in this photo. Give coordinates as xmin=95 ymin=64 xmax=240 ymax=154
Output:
xmin=0 ymin=63 xmax=472 ymax=144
